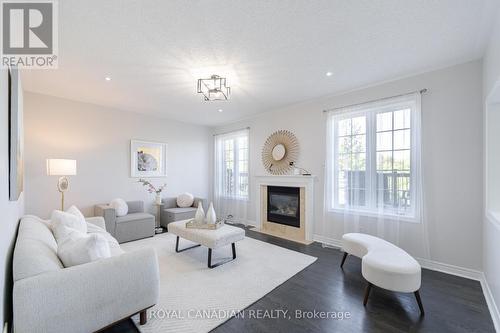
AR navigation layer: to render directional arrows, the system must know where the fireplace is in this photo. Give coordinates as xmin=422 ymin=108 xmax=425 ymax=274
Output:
xmin=267 ymin=186 xmax=300 ymax=228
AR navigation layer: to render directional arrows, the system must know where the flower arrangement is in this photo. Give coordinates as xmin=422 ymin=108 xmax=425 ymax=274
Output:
xmin=138 ymin=179 xmax=166 ymax=195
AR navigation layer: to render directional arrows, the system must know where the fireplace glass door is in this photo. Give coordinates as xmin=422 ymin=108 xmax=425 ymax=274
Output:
xmin=267 ymin=186 xmax=300 ymax=228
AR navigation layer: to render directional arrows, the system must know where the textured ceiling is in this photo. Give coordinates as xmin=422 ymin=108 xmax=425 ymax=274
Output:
xmin=22 ymin=0 xmax=499 ymax=126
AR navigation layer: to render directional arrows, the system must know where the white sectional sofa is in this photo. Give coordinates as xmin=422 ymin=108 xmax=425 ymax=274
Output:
xmin=12 ymin=215 xmax=160 ymax=333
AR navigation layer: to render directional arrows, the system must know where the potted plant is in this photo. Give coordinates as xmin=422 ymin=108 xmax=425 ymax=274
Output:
xmin=138 ymin=179 xmax=166 ymax=205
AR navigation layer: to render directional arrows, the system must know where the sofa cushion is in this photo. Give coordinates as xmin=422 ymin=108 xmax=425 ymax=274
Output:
xmin=116 ymin=212 xmax=154 ymax=224
xmin=110 ymin=198 xmax=128 ymax=216
xmin=57 ymin=233 xmax=111 ymax=267
xmin=13 ymin=216 xmax=64 ymax=282
xmin=164 ymin=207 xmax=197 ymax=214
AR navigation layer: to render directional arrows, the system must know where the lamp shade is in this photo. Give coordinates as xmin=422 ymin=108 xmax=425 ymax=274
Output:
xmin=46 ymin=159 xmax=77 ymax=176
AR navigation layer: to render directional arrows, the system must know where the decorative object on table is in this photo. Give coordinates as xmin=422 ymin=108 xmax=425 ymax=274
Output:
xmin=194 ymin=204 xmax=205 ymax=223
xmin=261 ymin=130 xmax=299 ymax=175
xmin=8 ymin=67 xmax=23 ymax=201
xmin=197 ymin=74 xmax=231 ymax=101
xmin=206 ymin=202 xmax=217 ymax=225
xmin=138 ymin=178 xmax=166 ymax=205
xmin=289 ymin=161 xmax=312 ymax=176
xmin=177 ymin=192 xmax=194 ymax=208
xmin=130 ymin=140 xmax=167 ymax=177
xmin=185 ymin=218 xmax=225 ymax=230
xmin=46 ymin=159 xmax=77 ymax=210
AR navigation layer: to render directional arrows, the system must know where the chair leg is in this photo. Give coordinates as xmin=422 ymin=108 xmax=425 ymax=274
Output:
xmin=232 ymin=243 xmax=236 ymax=259
xmin=340 ymin=252 xmax=348 ymax=268
xmin=139 ymin=309 xmax=147 ymax=325
xmin=414 ymin=290 xmax=425 ymax=316
xmin=363 ymin=282 xmax=372 ymax=306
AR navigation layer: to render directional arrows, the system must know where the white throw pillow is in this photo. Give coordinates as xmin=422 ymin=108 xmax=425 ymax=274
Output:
xmin=66 ymin=205 xmax=85 ymax=223
xmin=86 ymin=223 xmax=124 ymax=256
xmin=51 ymin=209 xmax=87 ymax=243
xmin=57 ymin=233 xmax=111 ymax=267
xmin=177 ymin=193 xmax=194 ymax=208
xmin=110 ymin=198 xmax=128 ymax=216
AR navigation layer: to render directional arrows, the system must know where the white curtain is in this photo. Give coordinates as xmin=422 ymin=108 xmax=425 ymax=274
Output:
xmin=323 ymin=93 xmax=430 ymax=259
xmin=214 ymin=128 xmax=250 ymax=224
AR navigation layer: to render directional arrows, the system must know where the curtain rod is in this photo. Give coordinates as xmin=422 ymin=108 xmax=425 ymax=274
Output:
xmin=213 ymin=126 xmax=250 ymax=136
xmin=323 ymin=89 xmax=428 ymax=113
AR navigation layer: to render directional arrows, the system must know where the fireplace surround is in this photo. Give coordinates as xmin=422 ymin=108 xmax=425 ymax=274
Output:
xmin=255 ymin=175 xmax=315 ymax=244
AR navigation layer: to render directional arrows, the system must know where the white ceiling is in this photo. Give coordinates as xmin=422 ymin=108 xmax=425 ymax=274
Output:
xmin=22 ymin=0 xmax=499 ymax=126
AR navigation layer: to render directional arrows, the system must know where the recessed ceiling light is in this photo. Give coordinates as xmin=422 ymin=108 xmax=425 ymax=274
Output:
xmin=218 ymin=109 xmax=223 ymax=113
xmin=326 ymin=72 xmax=333 ymax=77
xmin=105 ymin=76 xmax=111 ymax=81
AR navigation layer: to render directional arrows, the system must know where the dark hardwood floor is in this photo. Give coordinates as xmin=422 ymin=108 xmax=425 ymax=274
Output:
xmin=104 ymin=227 xmax=495 ymax=333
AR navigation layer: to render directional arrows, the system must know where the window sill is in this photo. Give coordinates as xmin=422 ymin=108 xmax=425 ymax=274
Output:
xmin=328 ymin=208 xmax=419 ymax=223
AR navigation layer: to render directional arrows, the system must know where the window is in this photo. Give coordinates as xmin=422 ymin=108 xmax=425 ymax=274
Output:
xmin=215 ymin=129 xmax=249 ymax=199
xmin=326 ymin=94 xmax=421 ymax=219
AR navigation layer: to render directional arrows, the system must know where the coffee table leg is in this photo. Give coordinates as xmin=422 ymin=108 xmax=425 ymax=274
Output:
xmin=208 ymin=248 xmax=212 ymax=268
xmin=208 ymin=243 xmax=237 ymax=268
xmin=175 ymin=236 xmax=201 ymax=253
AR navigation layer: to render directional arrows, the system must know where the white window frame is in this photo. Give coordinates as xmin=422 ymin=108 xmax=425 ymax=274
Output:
xmin=327 ymin=95 xmax=420 ymax=221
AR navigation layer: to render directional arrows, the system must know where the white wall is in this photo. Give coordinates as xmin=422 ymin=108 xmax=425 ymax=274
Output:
xmin=24 ymin=92 xmax=211 ymax=218
xmin=483 ymin=8 xmax=500 ymax=330
xmin=215 ymin=61 xmax=484 ymax=270
xmin=0 ymin=69 xmax=25 ymax=330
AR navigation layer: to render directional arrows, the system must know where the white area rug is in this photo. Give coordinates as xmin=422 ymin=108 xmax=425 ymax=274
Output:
xmin=121 ymin=232 xmax=317 ymax=333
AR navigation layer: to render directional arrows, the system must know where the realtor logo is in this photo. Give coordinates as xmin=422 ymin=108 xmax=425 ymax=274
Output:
xmin=1 ymin=0 xmax=58 ymax=68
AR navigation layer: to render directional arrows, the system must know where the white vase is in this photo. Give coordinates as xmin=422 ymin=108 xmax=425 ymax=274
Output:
xmin=194 ymin=204 xmax=205 ymax=223
xmin=206 ymin=202 xmax=216 ymax=224
xmin=155 ymin=193 xmax=162 ymax=205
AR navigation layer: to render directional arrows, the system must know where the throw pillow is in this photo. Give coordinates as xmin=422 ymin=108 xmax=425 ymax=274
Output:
xmin=177 ymin=193 xmax=194 ymax=208
xmin=57 ymin=233 xmax=111 ymax=267
xmin=66 ymin=205 xmax=85 ymax=223
xmin=110 ymin=198 xmax=128 ymax=216
xmin=86 ymin=223 xmax=124 ymax=256
xmin=51 ymin=209 xmax=87 ymax=243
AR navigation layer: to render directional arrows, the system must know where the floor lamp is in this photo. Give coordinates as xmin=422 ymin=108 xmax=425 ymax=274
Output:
xmin=46 ymin=159 xmax=77 ymax=211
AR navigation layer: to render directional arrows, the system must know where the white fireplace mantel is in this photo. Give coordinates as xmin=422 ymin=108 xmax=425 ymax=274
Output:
xmin=255 ymin=175 xmax=316 ymax=242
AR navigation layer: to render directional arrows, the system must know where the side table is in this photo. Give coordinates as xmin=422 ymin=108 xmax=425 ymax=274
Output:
xmin=154 ymin=203 xmax=164 ymax=234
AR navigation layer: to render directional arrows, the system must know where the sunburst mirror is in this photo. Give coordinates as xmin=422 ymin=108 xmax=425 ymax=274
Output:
xmin=261 ymin=130 xmax=299 ymax=175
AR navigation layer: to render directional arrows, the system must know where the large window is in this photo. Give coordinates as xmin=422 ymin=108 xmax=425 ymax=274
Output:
xmin=327 ymin=94 xmax=421 ymax=219
xmin=215 ymin=129 xmax=249 ymax=199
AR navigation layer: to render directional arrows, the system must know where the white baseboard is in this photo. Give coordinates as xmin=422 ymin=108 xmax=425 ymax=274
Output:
xmin=244 ymin=220 xmax=257 ymax=227
xmin=480 ymin=273 xmax=500 ymax=332
xmin=416 ymin=257 xmax=483 ymax=281
xmin=312 ymin=235 xmax=498 ymax=330
xmin=312 ymin=235 xmax=342 ymax=248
